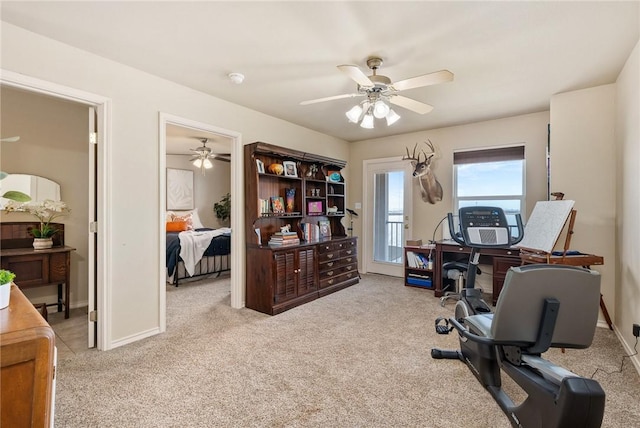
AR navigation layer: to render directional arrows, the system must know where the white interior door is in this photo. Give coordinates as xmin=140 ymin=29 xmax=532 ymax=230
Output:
xmin=87 ymin=107 xmax=97 ymax=348
xmin=363 ymin=158 xmax=413 ymax=277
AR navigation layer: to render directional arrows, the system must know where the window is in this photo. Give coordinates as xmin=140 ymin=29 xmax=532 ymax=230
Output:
xmin=453 ymin=145 xmax=525 ymax=224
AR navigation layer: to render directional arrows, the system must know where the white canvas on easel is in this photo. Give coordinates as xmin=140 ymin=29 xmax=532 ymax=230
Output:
xmin=514 ymin=200 xmax=575 ymax=254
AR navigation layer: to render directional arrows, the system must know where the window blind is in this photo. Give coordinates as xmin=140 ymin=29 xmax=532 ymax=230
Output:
xmin=454 ymin=145 xmax=524 ymax=165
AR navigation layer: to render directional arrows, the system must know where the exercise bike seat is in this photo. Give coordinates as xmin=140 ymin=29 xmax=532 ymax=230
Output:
xmin=476 ymin=264 xmax=600 ymax=349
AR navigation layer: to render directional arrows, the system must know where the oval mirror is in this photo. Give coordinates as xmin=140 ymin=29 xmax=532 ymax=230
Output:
xmin=0 ymin=174 xmax=61 ymax=209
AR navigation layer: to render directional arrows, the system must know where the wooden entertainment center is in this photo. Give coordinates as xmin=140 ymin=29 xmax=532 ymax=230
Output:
xmin=244 ymin=142 xmax=358 ymax=315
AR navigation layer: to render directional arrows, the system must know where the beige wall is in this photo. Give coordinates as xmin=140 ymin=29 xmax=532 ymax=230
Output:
xmin=1 ymin=23 xmax=348 ymax=348
xmin=615 ymin=39 xmax=640 ymax=363
xmin=0 ymin=87 xmax=90 ymax=308
xmin=550 ymin=85 xmax=616 ymax=327
xmin=349 ymin=111 xmax=550 ymax=244
xmin=165 ymin=155 xmax=231 ymax=228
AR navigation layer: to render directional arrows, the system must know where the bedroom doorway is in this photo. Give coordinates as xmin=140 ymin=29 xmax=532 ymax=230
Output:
xmin=159 ymin=113 xmax=242 ymax=332
xmin=1 ymin=70 xmax=111 ymax=350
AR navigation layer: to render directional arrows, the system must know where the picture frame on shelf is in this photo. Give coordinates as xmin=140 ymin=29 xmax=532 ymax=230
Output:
xmin=307 ymin=200 xmax=323 ymax=215
xmin=271 ymin=196 xmax=285 ymax=214
xmin=318 ymin=220 xmax=331 ymax=238
xmin=283 ymin=161 xmax=297 ymax=177
xmin=256 ymin=159 xmax=265 ymax=174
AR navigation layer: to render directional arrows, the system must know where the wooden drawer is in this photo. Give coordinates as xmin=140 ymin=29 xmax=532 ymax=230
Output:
xmin=318 ymin=249 xmax=342 ymax=263
xmin=318 ymin=261 xmax=358 ymax=281
xmin=492 ymin=256 xmax=521 ymax=304
xmin=1 ymin=254 xmax=50 ymax=287
xmin=319 ymin=268 xmax=359 ymax=289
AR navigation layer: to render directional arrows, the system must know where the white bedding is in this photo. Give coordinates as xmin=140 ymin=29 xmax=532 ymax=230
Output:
xmin=178 ymin=228 xmax=232 ymax=276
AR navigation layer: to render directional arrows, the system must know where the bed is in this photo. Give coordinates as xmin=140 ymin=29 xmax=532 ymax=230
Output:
xmin=165 ymin=210 xmax=231 ymax=286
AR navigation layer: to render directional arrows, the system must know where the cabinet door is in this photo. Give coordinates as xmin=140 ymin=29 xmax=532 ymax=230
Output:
xmin=274 ymin=251 xmax=297 ymax=303
xmin=297 ymin=248 xmax=317 ymax=296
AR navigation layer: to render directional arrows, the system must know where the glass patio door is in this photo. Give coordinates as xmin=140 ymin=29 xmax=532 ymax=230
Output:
xmin=363 ymin=158 xmax=413 ymax=277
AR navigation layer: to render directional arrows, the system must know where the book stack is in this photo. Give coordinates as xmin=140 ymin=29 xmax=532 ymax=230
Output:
xmin=406 ymin=251 xmax=432 ymax=269
xmin=300 ymin=223 xmax=320 ymax=242
xmin=268 ymin=231 xmax=300 ymax=247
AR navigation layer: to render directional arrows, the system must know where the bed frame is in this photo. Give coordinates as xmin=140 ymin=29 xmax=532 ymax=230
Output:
xmin=169 ymin=249 xmax=230 ymax=287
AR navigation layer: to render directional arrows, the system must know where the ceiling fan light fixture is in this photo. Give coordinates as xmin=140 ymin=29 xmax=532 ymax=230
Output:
xmin=345 ymin=104 xmax=363 ymax=123
xmin=203 ymin=158 xmax=213 ymax=169
xmin=373 ymin=100 xmax=390 ymax=119
xmin=360 ymin=112 xmax=374 ymax=129
xmin=192 ymin=158 xmax=203 ymax=168
xmin=385 ymin=109 xmax=401 ymax=126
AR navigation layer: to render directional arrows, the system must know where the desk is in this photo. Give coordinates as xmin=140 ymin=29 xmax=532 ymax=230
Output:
xmin=434 ymin=241 xmax=521 ymax=305
xmin=0 ymin=246 xmax=75 ymax=319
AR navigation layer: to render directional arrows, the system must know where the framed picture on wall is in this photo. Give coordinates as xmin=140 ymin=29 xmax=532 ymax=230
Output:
xmin=167 ymin=168 xmax=194 ymax=210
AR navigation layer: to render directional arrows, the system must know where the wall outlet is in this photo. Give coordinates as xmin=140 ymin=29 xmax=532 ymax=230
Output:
xmin=633 ymin=323 xmax=640 ymax=338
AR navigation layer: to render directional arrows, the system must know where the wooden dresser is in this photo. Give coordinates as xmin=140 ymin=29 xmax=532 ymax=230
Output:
xmin=0 ymin=222 xmax=75 ymax=318
xmin=1 ymin=284 xmax=56 ymax=428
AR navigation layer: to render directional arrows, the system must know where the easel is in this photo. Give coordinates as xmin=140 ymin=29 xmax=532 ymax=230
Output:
xmin=519 ymin=208 xmax=613 ymax=330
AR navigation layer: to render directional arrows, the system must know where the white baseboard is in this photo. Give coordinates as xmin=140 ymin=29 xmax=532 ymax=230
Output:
xmin=109 ymin=327 xmax=161 ymax=350
xmin=613 ymin=325 xmax=640 ymax=375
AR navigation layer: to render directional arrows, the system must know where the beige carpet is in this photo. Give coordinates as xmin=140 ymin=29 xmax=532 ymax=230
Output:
xmin=54 ymin=274 xmax=640 ymax=427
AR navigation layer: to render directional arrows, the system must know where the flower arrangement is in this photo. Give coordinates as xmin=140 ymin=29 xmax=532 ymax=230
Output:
xmin=4 ymin=199 xmax=70 ymax=238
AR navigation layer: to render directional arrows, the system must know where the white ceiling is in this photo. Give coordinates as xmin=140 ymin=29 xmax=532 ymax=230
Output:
xmin=2 ymin=2 xmax=638 ymax=142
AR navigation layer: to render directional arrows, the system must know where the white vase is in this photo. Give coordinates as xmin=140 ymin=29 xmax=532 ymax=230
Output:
xmin=33 ymin=237 xmax=54 ymax=250
xmin=0 ymin=283 xmax=10 ymax=310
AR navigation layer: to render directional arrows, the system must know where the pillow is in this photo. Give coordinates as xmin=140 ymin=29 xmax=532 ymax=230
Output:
xmin=166 ymin=211 xmax=175 ymax=222
xmin=166 ymin=220 xmax=188 ymax=232
xmin=173 ymin=210 xmax=205 ymax=229
xmin=172 ymin=212 xmax=194 ymax=230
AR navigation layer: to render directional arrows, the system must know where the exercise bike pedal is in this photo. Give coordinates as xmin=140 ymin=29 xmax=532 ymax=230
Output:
xmin=435 ymin=317 xmax=454 ymax=335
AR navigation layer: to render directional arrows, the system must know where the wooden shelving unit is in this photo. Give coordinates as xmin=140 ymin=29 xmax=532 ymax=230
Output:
xmin=404 ymin=245 xmax=435 ymax=289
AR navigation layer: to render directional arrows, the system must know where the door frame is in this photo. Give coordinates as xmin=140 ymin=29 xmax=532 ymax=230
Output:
xmin=158 ymin=113 xmax=243 ymax=332
xmin=362 ymin=156 xmax=414 ymax=276
xmin=1 ymin=69 xmax=112 ymax=350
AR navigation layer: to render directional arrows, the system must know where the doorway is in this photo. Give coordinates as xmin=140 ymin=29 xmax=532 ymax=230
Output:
xmin=1 ymin=69 xmax=110 ymax=350
xmin=158 ymin=113 xmax=243 ymax=333
xmin=363 ymin=158 xmax=414 ymax=277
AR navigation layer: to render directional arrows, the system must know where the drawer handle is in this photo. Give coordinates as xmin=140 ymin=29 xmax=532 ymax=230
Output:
xmin=327 ymin=271 xmax=334 ymax=276
xmin=345 ymin=250 xmax=352 ymax=255
xmin=327 ymin=254 xmax=333 ymax=259
xmin=328 ymin=279 xmax=334 ymax=285
xmin=346 ymin=273 xmax=353 ymax=278
xmin=346 ymin=266 xmax=353 ymax=270
xmin=506 ymin=251 xmax=512 ymax=255
xmin=346 ymin=258 xmax=352 ymax=263
xmin=327 ymin=262 xmax=334 ymax=267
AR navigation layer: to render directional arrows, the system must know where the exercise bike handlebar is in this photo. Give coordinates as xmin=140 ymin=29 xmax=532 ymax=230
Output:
xmin=447 ymin=212 xmax=525 ymax=248
xmin=449 ymin=317 xmax=532 ymax=348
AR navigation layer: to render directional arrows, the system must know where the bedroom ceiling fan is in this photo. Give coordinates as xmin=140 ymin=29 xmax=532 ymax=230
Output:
xmin=189 ymin=138 xmax=230 ymax=175
xmin=0 ymin=136 xmax=20 ymax=143
xmin=300 ymin=57 xmax=453 ymax=128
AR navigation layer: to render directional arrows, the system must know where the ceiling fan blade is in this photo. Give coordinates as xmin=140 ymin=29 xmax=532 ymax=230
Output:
xmin=0 ymin=136 xmax=20 ymax=143
xmin=300 ymin=93 xmax=363 ymax=106
xmin=337 ymin=65 xmax=374 ymax=87
xmin=391 ymin=70 xmax=454 ymax=92
xmin=212 ymin=155 xmax=231 ymax=163
xmin=389 ymin=95 xmax=434 ymax=115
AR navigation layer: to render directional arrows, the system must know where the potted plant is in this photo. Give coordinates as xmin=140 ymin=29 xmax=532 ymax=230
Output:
xmin=0 ymin=269 xmax=16 ymax=309
xmin=214 ymin=193 xmax=231 ymax=225
xmin=4 ymin=199 xmax=70 ymax=249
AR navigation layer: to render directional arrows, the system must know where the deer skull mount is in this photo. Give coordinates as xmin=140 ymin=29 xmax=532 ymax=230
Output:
xmin=402 ymin=140 xmax=443 ymax=204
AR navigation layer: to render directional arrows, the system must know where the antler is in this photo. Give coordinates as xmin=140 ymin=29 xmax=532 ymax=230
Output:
xmin=423 ymin=139 xmax=437 ymax=159
xmin=402 ymin=143 xmax=424 ymax=163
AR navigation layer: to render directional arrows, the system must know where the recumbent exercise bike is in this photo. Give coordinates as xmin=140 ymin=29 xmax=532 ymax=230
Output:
xmin=431 ymin=207 xmax=605 ymax=428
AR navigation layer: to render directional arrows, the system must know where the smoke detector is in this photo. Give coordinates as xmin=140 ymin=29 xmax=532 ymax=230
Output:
xmin=228 ymin=72 xmax=245 ymax=84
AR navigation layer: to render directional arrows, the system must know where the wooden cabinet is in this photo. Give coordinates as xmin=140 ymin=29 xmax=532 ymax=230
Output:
xmin=244 ymin=142 xmax=359 ymax=315
xmin=1 ymin=246 xmax=75 ymax=319
xmin=317 ymin=238 xmax=358 ymax=296
xmin=404 ymin=245 xmax=435 ymax=289
xmin=1 ymin=284 xmax=55 ymax=428
xmin=492 ymin=256 xmax=524 ymax=305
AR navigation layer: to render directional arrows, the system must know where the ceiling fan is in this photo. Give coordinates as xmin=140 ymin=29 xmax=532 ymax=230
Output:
xmin=300 ymin=57 xmax=453 ymax=128
xmin=0 ymin=136 xmax=20 ymax=143
xmin=188 ymin=138 xmax=230 ymax=175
